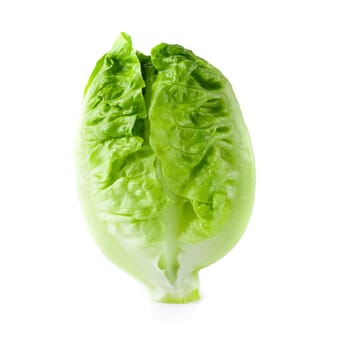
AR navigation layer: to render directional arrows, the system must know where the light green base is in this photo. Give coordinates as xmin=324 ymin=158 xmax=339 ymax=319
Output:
xmin=154 ymin=289 xmax=200 ymax=304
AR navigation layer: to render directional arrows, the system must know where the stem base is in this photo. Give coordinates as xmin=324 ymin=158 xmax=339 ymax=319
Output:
xmin=152 ymin=288 xmax=200 ymax=304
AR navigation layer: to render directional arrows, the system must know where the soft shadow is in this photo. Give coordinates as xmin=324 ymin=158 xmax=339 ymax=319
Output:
xmin=148 ymin=298 xmax=202 ymax=322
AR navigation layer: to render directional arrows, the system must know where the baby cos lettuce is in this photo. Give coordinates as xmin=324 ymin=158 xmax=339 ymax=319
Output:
xmin=75 ymin=33 xmax=255 ymax=303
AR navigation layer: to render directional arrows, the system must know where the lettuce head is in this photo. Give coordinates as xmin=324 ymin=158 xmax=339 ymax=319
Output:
xmin=75 ymin=33 xmax=255 ymax=303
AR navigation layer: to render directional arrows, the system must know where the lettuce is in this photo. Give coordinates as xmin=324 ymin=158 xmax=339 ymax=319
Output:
xmin=75 ymin=33 xmax=255 ymax=303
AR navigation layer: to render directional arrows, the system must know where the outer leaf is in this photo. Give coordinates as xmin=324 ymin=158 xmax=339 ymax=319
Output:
xmin=76 ymin=33 xmax=170 ymax=295
xmin=149 ymin=43 xmax=255 ymax=252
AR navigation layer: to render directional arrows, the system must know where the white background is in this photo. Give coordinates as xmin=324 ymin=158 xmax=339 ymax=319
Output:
xmin=1 ymin=0 xmax=349 ymax=349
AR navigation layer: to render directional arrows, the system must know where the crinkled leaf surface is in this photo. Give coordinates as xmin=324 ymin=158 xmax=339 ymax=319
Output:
xmin=75 ymin=33 xmax=255 ymax=303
